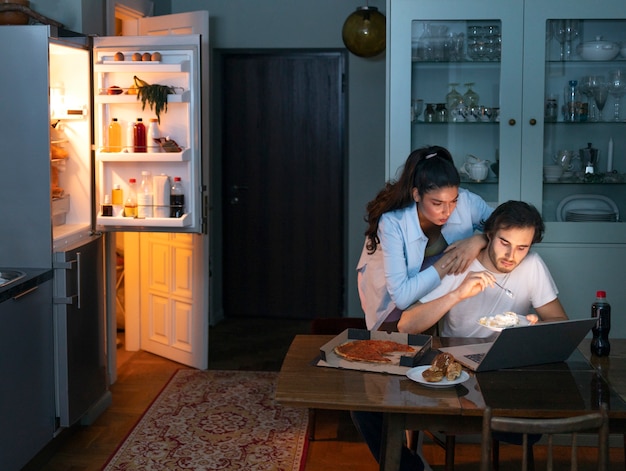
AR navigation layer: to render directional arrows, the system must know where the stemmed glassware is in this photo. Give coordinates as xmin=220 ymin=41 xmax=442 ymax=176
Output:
xmin=608 ymin=69 xmax=626 ymax=121
xmin=411 ymin=99 xmax=424 ymax=122
xmin=463 ymin=83 xmax=480 ymax=108
xmin=580 ymin=75 xmax=605 ymax=121
xmin=552 ymin=20 xmax=567 ymax=61
xmin=592 ymin=82 xmax=609 ymax=122
xmin=563 ymin=19 xmax=580 ymax=60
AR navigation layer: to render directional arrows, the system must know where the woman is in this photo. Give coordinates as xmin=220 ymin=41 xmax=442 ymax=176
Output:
xmin=357 ymin=145 xmax=494 ymax=331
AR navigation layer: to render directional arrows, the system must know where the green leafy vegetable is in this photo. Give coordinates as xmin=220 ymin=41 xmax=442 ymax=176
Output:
xmin=133 ymin=76 xmax=175 ymax=124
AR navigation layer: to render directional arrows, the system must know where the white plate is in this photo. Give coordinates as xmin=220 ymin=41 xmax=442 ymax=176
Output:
xmin=556 ymin=194 xmax=619 ymax=222
xmin=477 ymin=314 xmax=529 ymax=332
xmin=406 ymin=365 xmax=470 ymax=388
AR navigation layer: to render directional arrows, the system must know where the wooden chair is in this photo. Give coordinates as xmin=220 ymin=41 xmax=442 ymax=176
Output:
xmin=479 ymin=404 xmax=609 ymax=471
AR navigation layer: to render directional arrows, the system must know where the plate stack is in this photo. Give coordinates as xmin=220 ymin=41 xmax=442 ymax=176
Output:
xmin=565 ymin=209 xmax=618 ymax=222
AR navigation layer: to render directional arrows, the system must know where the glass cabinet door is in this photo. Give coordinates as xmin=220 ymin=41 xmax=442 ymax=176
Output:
xmin=387 ymin=0 xmax=524 ymax=206
xmin=522 ymin=1 xmax=626 ymax=241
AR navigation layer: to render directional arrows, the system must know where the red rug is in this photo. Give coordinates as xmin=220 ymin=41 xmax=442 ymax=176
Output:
xmin=103 ymin=370 xmax=309 ymax=470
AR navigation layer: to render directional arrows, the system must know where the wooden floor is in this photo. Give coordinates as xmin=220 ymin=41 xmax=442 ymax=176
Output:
xmin=25 ymin=317 xmax=624 ymax=470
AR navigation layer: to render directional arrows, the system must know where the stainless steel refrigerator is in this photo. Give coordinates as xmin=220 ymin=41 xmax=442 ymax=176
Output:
xmin=0 ymin=24 xmax=206 ymax=429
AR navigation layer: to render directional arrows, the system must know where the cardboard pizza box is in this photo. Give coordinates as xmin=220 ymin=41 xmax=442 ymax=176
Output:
xmin=317 ymin=328 xmax=432 ymax=375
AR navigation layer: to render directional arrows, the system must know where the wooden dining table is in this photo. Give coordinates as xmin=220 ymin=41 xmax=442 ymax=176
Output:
xmin=275 ymin=334 xmax=626 ymax=471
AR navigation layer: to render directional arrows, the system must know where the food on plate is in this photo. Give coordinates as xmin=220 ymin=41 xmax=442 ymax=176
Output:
xmin=479 ymin=311 xmax=520 ymax=329
xmin=421 ymin=352 xmax=463 ymax=383
xmin=334 ymin=339 xmax=417 ymax=363
xmin=151 ymin=52 xmax=162 ymax=61
xmin=142 ymin=52 xmax=152 ymax=61
xmin=132 ymin=52 xmax=142 ymax=61
xmin=107 ymin=85 xmax=123 ymax=95
xmin=114 ymin=52 xmax=125 ymax=61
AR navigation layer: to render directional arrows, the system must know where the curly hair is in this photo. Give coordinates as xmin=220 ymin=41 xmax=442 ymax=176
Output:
xmin=483 ymin=200 xmax=545 ymax=244
xmin=364 ymin=145 xmax=460 ymax=253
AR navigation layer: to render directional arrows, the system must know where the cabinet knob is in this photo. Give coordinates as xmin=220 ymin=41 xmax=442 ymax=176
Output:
xmin=529 ymin=118 xmax=537 ymax=126
xmin=508 ymin=118 xmax=516 ymax=126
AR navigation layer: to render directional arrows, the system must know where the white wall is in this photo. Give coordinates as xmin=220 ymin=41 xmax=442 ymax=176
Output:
xmin=171 ymin=0 xmax=387 ymax=319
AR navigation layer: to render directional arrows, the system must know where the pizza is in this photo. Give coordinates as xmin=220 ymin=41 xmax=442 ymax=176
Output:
xmin=334 ymin=339 xmax=417 ymax=363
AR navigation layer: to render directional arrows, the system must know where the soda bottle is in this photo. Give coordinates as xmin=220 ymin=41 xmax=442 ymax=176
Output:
xmin=124 ymin=178 xmax=138 ymax=217
xmin=134 ymin=118 xmax=147 ymax=152
xmin=591 ymin=290 xmax=611 ymax=356
xmin=108 ymin=118 xmax=122 ymax=152
xmin=170 ymin=177 xmax=185 ymax=218
xmin=137 ymin=170 xmax=153 ymax=218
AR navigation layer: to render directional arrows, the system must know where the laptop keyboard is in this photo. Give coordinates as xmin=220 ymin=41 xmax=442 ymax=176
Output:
xmin=465 ymin=352 xmax=486 ymax=363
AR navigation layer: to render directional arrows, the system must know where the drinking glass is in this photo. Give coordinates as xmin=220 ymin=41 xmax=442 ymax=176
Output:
xmin=411 ymin=99 xmax=424 ymax=122
xmin=580 ymin=75 xmax=604 ymax=121
xmin=552 ymin=20 xmax=566 ymax=61
xmin=463 ymin=83 xmax=480 ymax=108
xmin=592 ymin=83 xmax=609 ymax=122
xmin=608 ymin=69 xmax=626 ymax=121
xmin=563 ymin=19 xmax=580 ymax=60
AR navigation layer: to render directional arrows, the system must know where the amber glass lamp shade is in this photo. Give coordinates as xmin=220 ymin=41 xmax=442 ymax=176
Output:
xmin=342 ymin=6 xmax=386 ymax=58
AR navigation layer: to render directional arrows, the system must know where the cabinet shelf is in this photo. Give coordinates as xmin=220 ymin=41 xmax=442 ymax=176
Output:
xmin=414 ymin=121 xmax=498 ymax=125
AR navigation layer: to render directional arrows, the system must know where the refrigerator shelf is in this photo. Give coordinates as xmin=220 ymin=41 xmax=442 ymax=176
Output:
xmin=96 ymin=147 xmax=190 ymax=162
xmin=95 ymin=89 xmax=189 ymax=104
xmin=94 ymin=60 xmax=190 ymax=73
xmin=96 ymin=213 xmax=191 ymax=227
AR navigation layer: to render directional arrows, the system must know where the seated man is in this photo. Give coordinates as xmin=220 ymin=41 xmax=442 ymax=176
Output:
xmin=352 ymin=201 xmax=567 ymax=471
xmin=397 ymin=199 xmax=567 ymax=336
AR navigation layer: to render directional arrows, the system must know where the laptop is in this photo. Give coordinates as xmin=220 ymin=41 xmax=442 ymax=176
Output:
xmin=438 ymin=318 xmax=597 ymax=372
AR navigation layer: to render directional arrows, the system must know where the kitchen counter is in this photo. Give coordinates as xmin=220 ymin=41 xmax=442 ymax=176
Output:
xmin=0 ymin=268 xmax=53 ymax=303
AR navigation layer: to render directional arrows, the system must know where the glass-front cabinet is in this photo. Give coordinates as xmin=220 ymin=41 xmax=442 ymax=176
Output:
xmin=387 ymin=0 xmax=626 ymax=331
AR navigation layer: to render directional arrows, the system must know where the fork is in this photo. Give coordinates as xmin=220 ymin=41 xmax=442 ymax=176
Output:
xmin=494 ymin=281 xmax=514 ymax=298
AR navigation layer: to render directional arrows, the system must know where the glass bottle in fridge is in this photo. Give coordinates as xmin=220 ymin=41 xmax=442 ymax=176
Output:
xmin=137 ymin=171 xmax=153 ymax=218
xmin=124 ymin=178 xmax=137 ymax=218
xmin=170 ymin=177 xmax=185 ymax=218
xmin=134 ymin=118 xmax=147 ymax=153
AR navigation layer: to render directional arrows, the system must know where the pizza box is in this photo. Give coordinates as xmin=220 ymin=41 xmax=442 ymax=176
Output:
xmin=317 ymin=328 xmax=432 ymax=376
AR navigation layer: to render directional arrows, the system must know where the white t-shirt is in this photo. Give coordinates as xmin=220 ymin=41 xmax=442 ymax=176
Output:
xmin=419 ymin=252 xmax=559 ymax=338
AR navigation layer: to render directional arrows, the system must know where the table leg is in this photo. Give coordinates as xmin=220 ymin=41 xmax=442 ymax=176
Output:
xmin=380 ymin=413 xmax=404 ymax=471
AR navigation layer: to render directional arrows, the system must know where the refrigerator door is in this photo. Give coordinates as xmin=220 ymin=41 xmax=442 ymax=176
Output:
xmin=92 ymin=35 xmax=204 ymax=233
xmin=53 ymin=235 xmax=108 ymax=427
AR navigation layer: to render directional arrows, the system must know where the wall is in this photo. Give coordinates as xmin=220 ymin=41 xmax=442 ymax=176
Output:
xmin=171 ymin=0 xmax=386 ymax=319
xmin=30 ymin=0 xmax=105 ymax=34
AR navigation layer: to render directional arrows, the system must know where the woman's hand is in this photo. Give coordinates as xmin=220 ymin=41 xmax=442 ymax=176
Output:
xmin=443 ymin=234 xmax=488 ymax=275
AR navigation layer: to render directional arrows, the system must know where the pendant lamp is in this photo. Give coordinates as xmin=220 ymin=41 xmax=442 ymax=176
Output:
xmin=342 ymin=5 xmax=386 ymax=58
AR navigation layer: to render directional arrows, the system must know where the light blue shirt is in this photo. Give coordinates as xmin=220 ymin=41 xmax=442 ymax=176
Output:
xmin=357 ymin=188 xmax=493 ymax=330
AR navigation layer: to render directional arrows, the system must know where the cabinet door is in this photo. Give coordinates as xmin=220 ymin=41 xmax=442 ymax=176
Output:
xmin=523 ymin=1 xmax=626 ymax=242
xmin=387 ymin=0 xmax=524 ymax=205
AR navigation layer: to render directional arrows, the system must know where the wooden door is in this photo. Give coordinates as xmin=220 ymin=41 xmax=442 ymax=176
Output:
xmin=222 ymin=52 xmax=346 ymax=319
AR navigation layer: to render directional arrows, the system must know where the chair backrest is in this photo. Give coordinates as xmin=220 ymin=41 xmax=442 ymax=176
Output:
xmin=480 ymin=403 xmax=609 ymax=471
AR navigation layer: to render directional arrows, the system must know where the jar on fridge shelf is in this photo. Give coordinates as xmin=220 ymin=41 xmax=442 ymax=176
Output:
xmin=146 ymin=118 xmax=161 ymax=153
xmin=101 ymin=194 xmax=113 ymax=216
xmin=170 ymin=177 xmax=185 ymax=218
xmin=134 ymin=118 xmax=146 ymax=152
xmin=137 ymin=170 xmax=153 ymax=218
xmin=124 ymin=178 xmax=137 ymax=217
xmin=107 ymin=118 xmax=122 ymax=152
xmin=112 ymin=184 xmax=124 ymax=217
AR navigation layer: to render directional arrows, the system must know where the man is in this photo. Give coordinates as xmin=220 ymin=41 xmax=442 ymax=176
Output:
xmin=352 ymin=201 xmax=567 ymax=471
xmin=397 ymin=200 xmax=568 ymax=336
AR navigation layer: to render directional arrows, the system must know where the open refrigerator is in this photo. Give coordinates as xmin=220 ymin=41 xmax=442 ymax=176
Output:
xmin=0 ymin=25 xmax=205 ymax=428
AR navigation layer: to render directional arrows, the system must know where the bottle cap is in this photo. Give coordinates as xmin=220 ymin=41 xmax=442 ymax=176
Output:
xmin=174 ymin=177 xmax=181 ymax=181
xmin=114 ymin=184 xmax=121 ymax=189
xmin=129 ymin=178 xmax=136 ymax=183
xmin=597 ymin=290 xmax=606 ymax=298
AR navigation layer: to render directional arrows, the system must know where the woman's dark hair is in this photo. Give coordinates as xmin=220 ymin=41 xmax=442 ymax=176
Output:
xmin=483 ymin=200 xmax=545 ymax=244
xmin=364 ymin=145 xmax=460 ymax=253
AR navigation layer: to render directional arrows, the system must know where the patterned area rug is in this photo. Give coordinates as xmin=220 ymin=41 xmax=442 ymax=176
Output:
xmin=103 ymin=370 xmax=309 ymax=471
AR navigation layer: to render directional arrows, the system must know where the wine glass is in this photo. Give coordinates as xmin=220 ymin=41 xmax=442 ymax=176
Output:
xmin=463 ymin=83 xmax=480 ymax=108
xmin=552 ymin=20 xmax=566 ymax=61
xmin=592 ymin=82 xmax=609 ymax=122
xmin=580 ymin=75 xmax=604 ymax=121
xmin=608 ymin=69 xmax=626 ymax=121
xmin=563 ymin=19 xmax=580 ymax=60
xmin=411 ymin=99 xmax=424 ymax=122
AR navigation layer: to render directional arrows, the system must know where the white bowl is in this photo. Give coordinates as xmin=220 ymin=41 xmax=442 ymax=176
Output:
xmin=577 ymin=37 xmax=620 ymax=61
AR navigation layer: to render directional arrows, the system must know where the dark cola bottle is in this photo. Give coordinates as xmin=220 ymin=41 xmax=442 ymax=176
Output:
xmin=591 ymin=290 xmax=611 ymax=357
